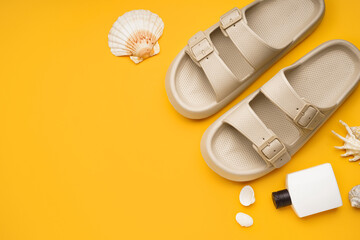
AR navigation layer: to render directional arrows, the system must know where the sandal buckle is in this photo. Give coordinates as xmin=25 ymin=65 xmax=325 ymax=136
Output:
xmin=186 ymin=31 xmax=214 ymax=65
xmin=254 ymin=135 xmax=288 ymax=168
xmin=294 ymin=104 xmax=322 ymax=130
xmin=220 ymin=8 xmax=242 ymax=32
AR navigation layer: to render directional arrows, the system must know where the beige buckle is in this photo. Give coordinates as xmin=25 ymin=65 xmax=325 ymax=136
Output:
xmin=186 ymin=31 xmax=214 ymax=65
xmin=220 ymin=7 xmax=242 ymax=36
xmin=254 ymin=135 xmax=287 ymax=167
xmin=294 ymin=104 xmax=322 ymax=130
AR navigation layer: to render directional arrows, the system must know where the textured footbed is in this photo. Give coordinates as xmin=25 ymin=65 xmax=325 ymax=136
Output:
xmin=174 ymin=0 xmax=320 ymax=110
xmin=212 ymin=45 xmax=360 ymax=171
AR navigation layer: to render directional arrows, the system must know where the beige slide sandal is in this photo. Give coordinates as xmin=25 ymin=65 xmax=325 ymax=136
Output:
xmin=166 ymin=0 xmax=325 ymax=119
xmin=201 ymin=40 xmax=360 ymax=181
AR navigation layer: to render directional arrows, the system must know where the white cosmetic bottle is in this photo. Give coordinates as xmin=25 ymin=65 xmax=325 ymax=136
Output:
xmin=272 ymin=163 xmax=342 ymax=218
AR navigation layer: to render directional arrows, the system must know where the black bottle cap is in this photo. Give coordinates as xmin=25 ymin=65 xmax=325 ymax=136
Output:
xmin=272 ymin=189 xmax=292 ymax=209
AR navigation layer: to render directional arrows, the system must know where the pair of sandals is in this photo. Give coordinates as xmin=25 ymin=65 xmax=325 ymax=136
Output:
xmin=165 ymin=0 xmax=360 ymax=181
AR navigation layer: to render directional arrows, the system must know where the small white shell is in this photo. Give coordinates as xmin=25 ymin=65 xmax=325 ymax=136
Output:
xmin=108 ymin=10 xmax=164 ymax=64
xmin=235 ymin=212 xmax=253 ymax=227
xmin=349 ymin=185 xmax=360 ymax=208
xmin=239 ymin=185 xmax=255 ymax=206
xmin=332 ymin=120 xmax=360 ymax=163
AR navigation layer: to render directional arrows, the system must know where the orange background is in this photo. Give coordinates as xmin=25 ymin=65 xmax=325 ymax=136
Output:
xmin=0 ymin=0 xmax=359 ymax=239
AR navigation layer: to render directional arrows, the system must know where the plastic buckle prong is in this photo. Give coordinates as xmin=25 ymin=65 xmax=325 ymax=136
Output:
xmin=254 ymin=135 xmax=287 ymax=166
xmin=186 ymin=31 xmax=214 ymax=66
xmin=220 ymin=7 xmax=242 ymax=36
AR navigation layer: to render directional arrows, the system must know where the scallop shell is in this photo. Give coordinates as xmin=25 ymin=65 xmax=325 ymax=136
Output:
xmin=332 ymin=120 xmax=360 ymax=163
xmin=349 ymin=185 xmax=360 ymax=208
xmin=108 ymin=10 xmax=164 ymax=64
xmin=235 ymin=212 xmax=253 ymax=227
xmin=239 ymin=185 xmax=255 ymax=207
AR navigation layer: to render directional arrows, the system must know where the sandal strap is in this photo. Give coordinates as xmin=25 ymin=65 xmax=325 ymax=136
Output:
xmin=186 ymin=31 xmax=241 ymax=102
xmin=220 ymin=7 xmax=285 ymax=70
xmin=224 ymin=101 xmax=291 ymax=168
xmin=261 ymin=71 xmax=326 ymax=130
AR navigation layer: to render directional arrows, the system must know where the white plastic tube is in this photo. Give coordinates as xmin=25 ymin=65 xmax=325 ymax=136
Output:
xmin=272 ymin=163 xmax=342 ymax=218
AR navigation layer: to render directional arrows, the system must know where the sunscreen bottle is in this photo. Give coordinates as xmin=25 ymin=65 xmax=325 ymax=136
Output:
xmin=272 ymin=163 xmax=342 ymax=218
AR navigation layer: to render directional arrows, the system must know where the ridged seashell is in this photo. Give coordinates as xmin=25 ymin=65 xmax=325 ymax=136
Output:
xmin=108 ymin=10 xmax=164 ymax=64
xmin=332 ymin=120 xmax=360 ymax=163
xmin=239 ymin=185 xmax=255 ymax=207
xmin=235 ymin=212 xmax=253 ymax=227
xmin=349 ymin=185 xmax=360 ymax=208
